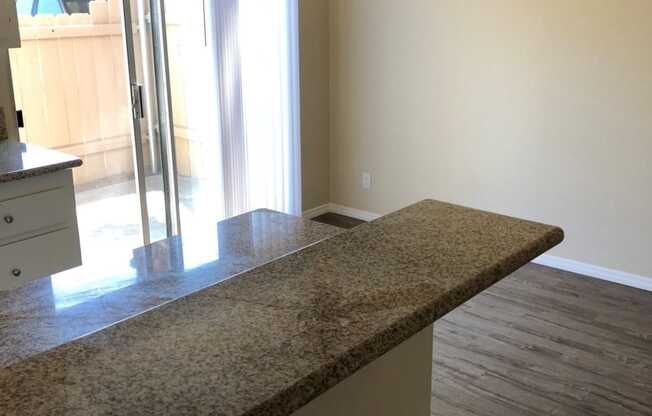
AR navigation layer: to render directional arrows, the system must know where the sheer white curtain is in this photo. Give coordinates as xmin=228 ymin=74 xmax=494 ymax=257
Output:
xmin=206 ymin=0 xmax=301 ymax=218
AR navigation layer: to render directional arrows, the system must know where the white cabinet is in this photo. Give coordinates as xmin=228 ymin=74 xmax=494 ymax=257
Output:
xmin=0 ymin=170 xmax=81 ymax=291
xmin=0 ymin=187 xmax=73 ymax=241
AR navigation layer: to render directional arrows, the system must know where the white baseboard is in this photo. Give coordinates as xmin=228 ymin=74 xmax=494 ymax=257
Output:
xmin=328 ymin=204 xmax=382 ymax=222
xmin=303 ymin=203 xmax=651 ymax=292
xmin=303 ymin=203 xmax=382 ymax=222
xmin=302 ymin=204 xmax=331 ymax=219
xmin=533 ymin=254 xmax=651 ymax=292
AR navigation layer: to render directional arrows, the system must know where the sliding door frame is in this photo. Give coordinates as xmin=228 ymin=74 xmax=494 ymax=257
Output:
xmin=121 ymin=0 xmax=181 ymax=244
xmin=120 ymin=0 xmax=152 ymax=244
xmin=148 ymin=0 xmax=182 ymax=237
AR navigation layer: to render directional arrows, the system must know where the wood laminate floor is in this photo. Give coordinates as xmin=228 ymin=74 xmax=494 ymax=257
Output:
xmin=312 ymin=212 xmax=366 ymax=229
xmin=312 ymin=213 xmax=652 ymax=416
xmin=433 ymin=264 xmax=651 ymax=416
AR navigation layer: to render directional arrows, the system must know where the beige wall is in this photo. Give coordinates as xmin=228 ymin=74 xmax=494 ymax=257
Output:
xmin=0 ymin=50 xmax=18 ymax=139
xmin=329 ymin=0 xmax=652 ymax=278
xmin=300 ymin=0 xmax=330 ymax=210
xmin=0 ymin=0 xmax=19 ymax=138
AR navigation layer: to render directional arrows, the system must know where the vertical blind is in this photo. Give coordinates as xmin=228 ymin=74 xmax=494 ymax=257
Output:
xmin=206 ymin=0 xmax=301 ymax=218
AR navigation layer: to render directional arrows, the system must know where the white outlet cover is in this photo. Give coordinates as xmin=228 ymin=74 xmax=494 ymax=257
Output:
xmin=362 ymin=172 xmax=371 ymax=190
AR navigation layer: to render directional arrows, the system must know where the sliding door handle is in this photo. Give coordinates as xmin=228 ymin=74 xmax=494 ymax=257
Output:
xmin=130 ymin=83 xmax=145 ymax=120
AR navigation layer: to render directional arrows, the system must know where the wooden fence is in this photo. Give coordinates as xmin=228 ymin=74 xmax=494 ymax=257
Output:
xmin=9 ymin=0 xmax=206 ymax=185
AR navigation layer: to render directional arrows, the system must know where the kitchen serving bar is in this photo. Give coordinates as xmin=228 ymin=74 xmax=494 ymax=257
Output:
xmin=0 ymin=200 xmax=563 ymax=416
xmin=0 ymin=209 xmax=341 ymax=368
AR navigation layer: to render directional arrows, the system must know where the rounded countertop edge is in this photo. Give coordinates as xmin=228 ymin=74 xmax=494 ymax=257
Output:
xmin=0 ymin=158 xmax=82 ymax=184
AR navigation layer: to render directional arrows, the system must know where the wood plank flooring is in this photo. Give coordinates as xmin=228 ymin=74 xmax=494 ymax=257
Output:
xmin=311 ymin=212 xmax=366 ymax=229
xmin=311 ymin=213 xmax=652 ymax=416
xmin=433 ymin=264 xmax=651 ymax=416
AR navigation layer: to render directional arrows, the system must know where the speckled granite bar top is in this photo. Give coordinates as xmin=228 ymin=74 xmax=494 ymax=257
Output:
xmin=0 ymin=141 xmax=81 ymax=183
xmin=0 ymin=209 xmax=341 ymax=368
xmin=0 ymin=200 xmax=563 ymax=416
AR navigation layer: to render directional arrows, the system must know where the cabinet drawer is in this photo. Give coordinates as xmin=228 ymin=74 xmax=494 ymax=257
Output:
xmin=0 ymin=227 xmax=81 ymax=291
xmin=0 ymin=187 xmax=74 ymax=243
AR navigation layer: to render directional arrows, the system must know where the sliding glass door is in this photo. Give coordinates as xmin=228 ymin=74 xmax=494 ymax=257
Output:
xmin=125 ymin=0 xmax=302 ymax=246
xmin=161 ymin=0 xmax=224 ymax=240
xmin=8 ymin=0 xmax=298 ymax=303
xmin=162 ymin=0 xmax=302 ymax=234
xmin=9 ymin=0 xmax=177 ymax=262
xmin=12 ymin=0 xmax=300 ymax=257
xmin=121 ymin=0 xmax=180 ymax=244
xmin=126 ymin=0 xmax=302 ymax=242
xmin=8 ymin=0 xmax=181 ymax=300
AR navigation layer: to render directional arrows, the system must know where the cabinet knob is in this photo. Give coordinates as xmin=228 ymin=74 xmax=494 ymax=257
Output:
xmin=3 ymin=215 xmax=14 ymax=224
xmin=11 ymin=268 xmax=22 ymax=278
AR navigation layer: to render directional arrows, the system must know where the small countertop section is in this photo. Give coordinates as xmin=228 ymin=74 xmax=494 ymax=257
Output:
xmin=0 ymin=200 xmax=563 ymax=416
xmin=0 ymin=209 xmax=342 ymax=368
xmin=0 ymin=141 xmax=82 ymax=183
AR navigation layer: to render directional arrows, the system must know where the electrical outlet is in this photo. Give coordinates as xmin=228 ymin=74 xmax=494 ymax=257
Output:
xmin=362 ymin=172 xmax=371 ymax=190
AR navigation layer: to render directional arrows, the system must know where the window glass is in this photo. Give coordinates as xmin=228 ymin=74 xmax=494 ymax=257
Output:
xmin=16 ymin=0 xmax=36 ymax=15
xmin=62 ymin=0 xmax=90 ymax=13
xmin=36 ymin=0 xmax=63 ymax=14
xmin=15 ymin=0 xmax=91 ymax=16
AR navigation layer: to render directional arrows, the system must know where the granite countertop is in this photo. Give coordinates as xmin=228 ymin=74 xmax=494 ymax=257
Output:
xmin=0 ymin=200 xmax=563 ymax=416
xmin=0 ymin=141 xmax=82 ymax=183
xmin=0 ymin=209 xmax=342 ymax=368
